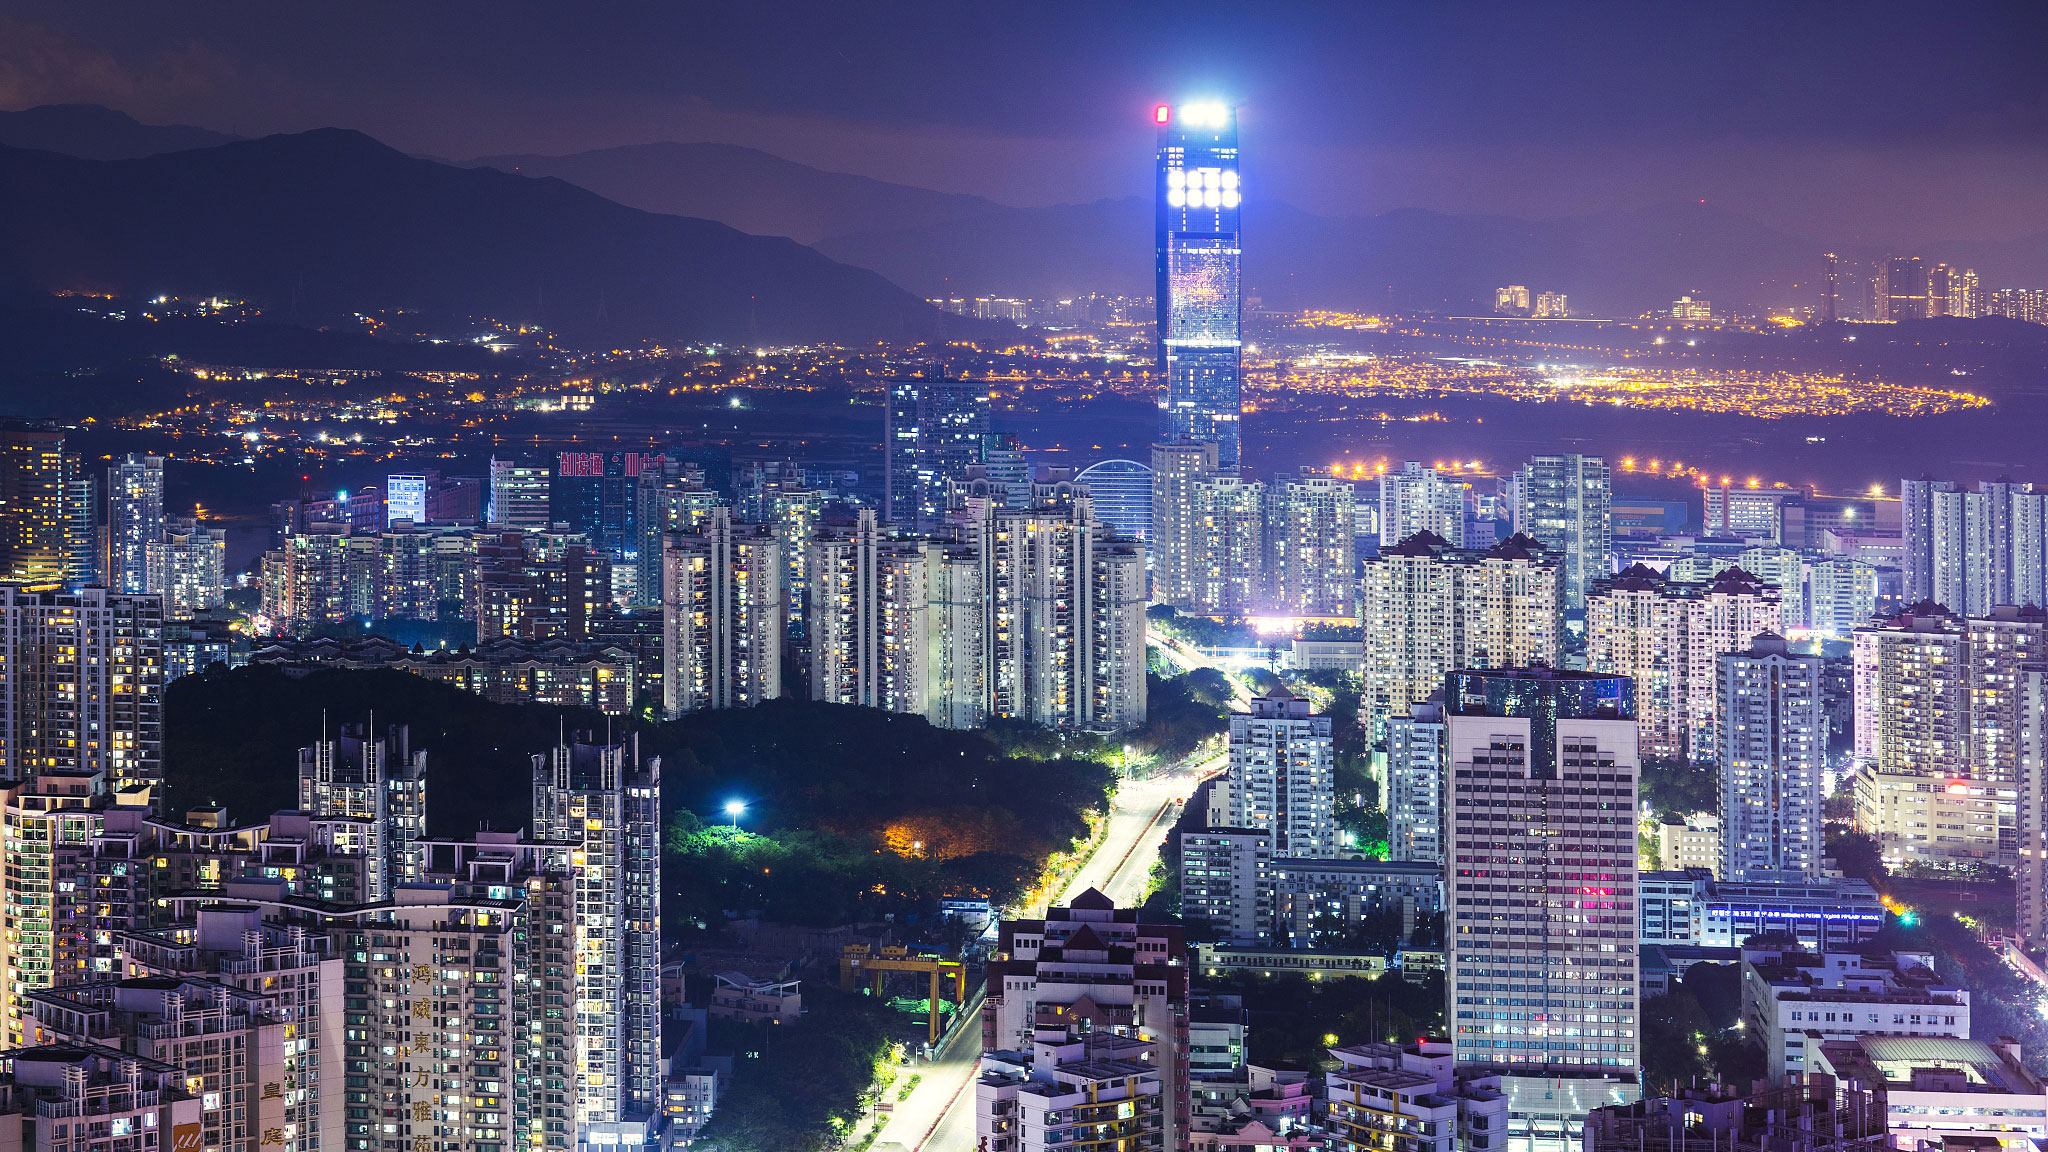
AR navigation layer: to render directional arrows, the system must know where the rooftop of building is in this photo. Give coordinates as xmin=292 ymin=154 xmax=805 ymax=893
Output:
xmin=1823 ymin=1035 xmax=2041 ymax=1095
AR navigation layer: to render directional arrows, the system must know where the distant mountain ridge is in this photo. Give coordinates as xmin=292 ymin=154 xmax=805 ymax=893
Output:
xmin=0 ymin=103 xmax=242 ymax=159
xmin=0 ymin=127 xmax=975 ymax=347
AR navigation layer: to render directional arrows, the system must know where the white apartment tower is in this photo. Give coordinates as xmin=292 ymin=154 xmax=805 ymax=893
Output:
xmin=662 ymin=508 xmax=784 ymax=716
xmin=145 ymin=517 xmax=227 ymax=615
xmin=106 ymin=453 xmax=164 ymax=596
xmin=1223 ymin=686 xmax=1336 ymax=857
xmin=1150 ymin=440 xmax=1217 ymax=609
xmin=1443 ymin=667 xmax=1642 ymax=1141
xmin=531 ymin=735 xmax=664 ymax=1129
xmin=982 ymin=500 xmax=1147 ymax=734
xmin=1266 ymin=473 xmax=1358 ymax=617
xmin=1387 ymin=694 xmax=1447 ymax=864
xmin=808 ymin=510 xmax=985 ymax=729
xmin=1189 ymin=475 xmax=1264 ymax=615
xmin=1717 ymin=633 xmax=1825 ymax=883
xmin=1585 ymin=565 xmax=1782 ymax=763
xmin=1379 ymin=461 xmax=1468 ymax=547
xmin=1358 ymin=532 xmax=1562 ymax=738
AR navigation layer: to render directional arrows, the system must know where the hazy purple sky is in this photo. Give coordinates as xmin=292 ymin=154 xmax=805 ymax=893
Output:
xmin=5 ymin=1 xmax=2047 ymax=245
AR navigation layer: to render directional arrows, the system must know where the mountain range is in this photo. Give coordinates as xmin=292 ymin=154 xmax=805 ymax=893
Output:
xmin=0 ymin=119 xmax=972 ymax=348
xmin=9 ymin=104 xmax=2048 ymax=326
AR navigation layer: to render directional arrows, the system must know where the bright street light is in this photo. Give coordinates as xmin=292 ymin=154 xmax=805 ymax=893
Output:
xmin=725 ymin=800 xmax=746 ymax=829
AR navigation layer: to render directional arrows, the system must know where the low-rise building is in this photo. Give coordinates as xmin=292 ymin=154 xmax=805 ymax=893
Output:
xmin=708 ymin=973 xmax=801 ymax=1025
xmin=1742 ymin=942 xmax=1970 ymax=1080
xmin=1657 ymin=814 xmax=1722 ymax=876
xmin=1637 ymin=873 xmax=1884 ymax=951
xmin=1814 ymin=1035 xmax=2048 ymax=1150
xmin=977 ymin=1032 xmax=1163 ymax=1152
xmin=1324 ymin=1038 xmax=1508 ymax=1152
xmin=1193 ymin=944 xmax=1389 ymax=981
xmin=1582 ymin=1078 xmax=1885 ymax=1152
xmin=1268 ymin=858 xmax=1443 ymax=948
xmin=1852 ymin=767 xmax=2018 ymax=870
xmin=1638 ymin=870 xmax=1709 ymax=945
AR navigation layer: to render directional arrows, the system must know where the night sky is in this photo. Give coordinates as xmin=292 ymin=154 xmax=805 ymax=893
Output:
xmin=5 ymin=2 xmax=2048 ymax=246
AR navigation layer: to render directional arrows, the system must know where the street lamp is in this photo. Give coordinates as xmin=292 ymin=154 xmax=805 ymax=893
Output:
xmin=725 ymin=800 xmax=746 ymax=830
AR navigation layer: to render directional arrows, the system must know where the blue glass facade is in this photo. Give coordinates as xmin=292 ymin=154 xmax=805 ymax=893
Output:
xmin=1155 ymin=103 xmax=1243 ymax=469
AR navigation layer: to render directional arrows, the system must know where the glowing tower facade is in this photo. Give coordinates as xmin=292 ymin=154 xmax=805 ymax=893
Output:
xmin=1155 ymin=102 xmax=1243 ymax=469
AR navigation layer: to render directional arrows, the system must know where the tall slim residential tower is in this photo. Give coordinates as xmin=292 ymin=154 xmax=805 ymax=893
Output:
xmin=531 ymin=734 xmax=663 ymax=1130
xmin=1149 ymin=440 xmax=1217 ymax=608
xmin=884 ymin=379 xmax=989 ymax=529
xmin=1189 ymin=475 xmax=1264 ymax=615
xmin=145 ymin=517 xmax=227 ymax=615
xmin=1442 ymin=667 xmax=1641 ymax=1141
xmin=1379 ymin=461 xmax=1468 ymax=547
xmin=1821 ymin=252 xmax=1840 ymax=323
xmin=0 ymin=423 xmax=73 ymax=584
xmin=1219 ymin=685 xmax=1336 ymax=856
xmin=297 ymin=721 xmax=429 ymax=900
xmin=1386 ymin=694 xmax=1446 ymax=863
xmin=662 ymin=508 xmax=783 ymax=715
xmin=1155 ymin=101 xmax=1243 ymax=468
xmin=106 ymin=454 xmax=164 ymax=595
xmin=1511 ymin=453 xmax=1611 ymax=612
xmin=1266 ymin=472 xmax=1358 ymax=617
xmin=1717 ymin=633 xmax=1824 ymax=883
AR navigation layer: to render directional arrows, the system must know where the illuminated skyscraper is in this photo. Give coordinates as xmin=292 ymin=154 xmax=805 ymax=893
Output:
xmin=1821 ymin=252 xmax=1840 ymax=322
xmin=0 ymin=423 xmax=72 ymax=584
xmin=385 ymin=471 xmax=430 ymax=525
xmin=1156 ymin=102 xmax=1243 ymax=469
xmin=107 ymin=454 xmax=164 ymax=594
xmin=884 ymin=379 xmax=988 ymax=529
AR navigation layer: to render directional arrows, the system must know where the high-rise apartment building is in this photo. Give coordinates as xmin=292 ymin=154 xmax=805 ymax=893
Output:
xmin=106 ymin=454 xmax=164 ymax=595
xmin=486 ymin=456 xmax=551 ymax=529
xmin=1358 ymin=532 xmax=1562 ymax=738
xmin=1875 ymin=256 xmax=1932 ymax=322
xmin=633 ymin=458 xmax=722 ymax=607
xmin=531 ymin=734 xmax=663 ymax=1129
xmin=662 ymin=508 xmax=783 ymax=715
xmin=983 ymin=890 xmax=1190 ymax=1147
xmin=982 ymin=501 xmax=1148 ymax=734
xmin=1851 ymin=606 xmax=1970 ymax=777
xmin=1387 ymin=694 xmax=1446 ymax=864
xmin=1511 ymin=454 xmax=1611 ymax=612
xmin=0 ymin=586 xmax=163 ymax=788
xmin=884 ymin=379 xmax=989 ymax=528
xmin=1177 ymin=828 xmax=1272 ymax=945
xmin=1442 ymin=667 xmax=1641 ymax=1141
xmin=1217 ymin=686 xmax=1336 ymax=857
xmin=0 ymin=423 xmax=74 ymax=584
xmin=145 ymin=517 xmax=226 ymax=615
xmin=1805 ymin=558 xmax=1879 ymax=638
xmin=1717 ymin=633 xmax=1824 ymax=883
xmin=1901 ymin=477 xmax=2048 ymax=616
xmin=551 ymin=451 xmax=654 ymax=555
xmin=1821 ymin=252 xmax=1841 ymax=323
xmin=1379 ymin=461 xmax=1467 ymax=547
xmin=1585 ymin=565 xmax=1782 ymax=763
xmin=1946 ymin=266 xmax=1983 ymax=318
xmin=1265 ymin=473 xmax=1357 ymax=617
xmin=473 ymin=529 xmax=611 ymax=642
xmin=1189 ymin=475 xmax=1264 ymax=615
xmin=1149 ymin=440 xmax=1217 ymax=608
xmin=297 ymin=721 xmax=428 ymax=901
xmin=1156 ymin=101 xmax=1243 ymax=469
xmin=1534 ymin=291 xmax=1569 ymax=319
xmin=1494 ymin=285 xmax=1531 ymax=315
xmin=1967 ymin=605 xmax=2048 ymax=787
xmin=808 ymin=510 xmax=985 ymax=729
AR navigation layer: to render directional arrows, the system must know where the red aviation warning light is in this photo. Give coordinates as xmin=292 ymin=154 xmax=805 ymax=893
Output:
xmin=1154 ymin=105 xmax=1171 ymax=124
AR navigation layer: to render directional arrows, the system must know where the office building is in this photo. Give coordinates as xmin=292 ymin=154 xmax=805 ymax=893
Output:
xmin=1178 ymin=828 xmax=1272 ymax=946
xmin=1443 ymin=667 xmax=1641 ymax=1139
xmin=981 ymin=501 xmax=1148 ymax=734
xmin=1585 ymin=565 xmax=1782 ymax=763
xmin=1718 ymin=634 xmax=1824 ymax=883
xmin=983 ymin=890 xmax=1190 ymax=1147
xmin=808 ymin=510 xmax=985 ymax=729
xmin=0 ymin=423 xmax=74 ymax=584
xmin=1359 ymin=533 xmax=1562 ymax=737
xmin=1806 ymin=558 xmax=1879 ymax=638
xmin=550 ymin=451 xmax=654 ymax=555
xmin=1156 ymin=101 xmax=1244 ymax=468
xmin=1190 ymin=476 xmax=1264 ymax=615
xmin=1379 ymin=461 xmax=1467 ymax=547
xmin=1265 ymin=473 xmax=1357 ymax=617
xmin=885 ymin=379 xmax=989 ymax=528
xmin=297 ymin=721 xmax=428 ymax=901
xmin=487 ymin=456 xmax=551 ymax=529
xmin=1511 ymin=453 xmax=1611 ymax=612
xmin=1742 ymin=941 xmax=1969 ymax=1081
xmin=145 ymin=517 xmax=226 ymax=615
xmin=1217 ymin=687 xmax=1335 ymax=857
xmin=105 ymin=454 xmax=164 ymax=595
xmin=386 ymin=472 xmax=430 ymax=525
xmin=1074 ymin=458 xmax=1153 ymax=547
xmin=1387 ymin=694 xmax=1446 ymax=864
xmin=1150 ymin=440 xmax=1218 ymax=608
xmin=662 ymin=509 xmax=783 ymax=715
xmin=1815 ymin=1034 xmax=2044 ymax=1149
xmin=531 ymin=734 xmax=663 ymax=1128
xmin=1324 ymin=1039 xmax=1507 ymax=1152
xmin=0 ymin=586 xmax=163 ymax=788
